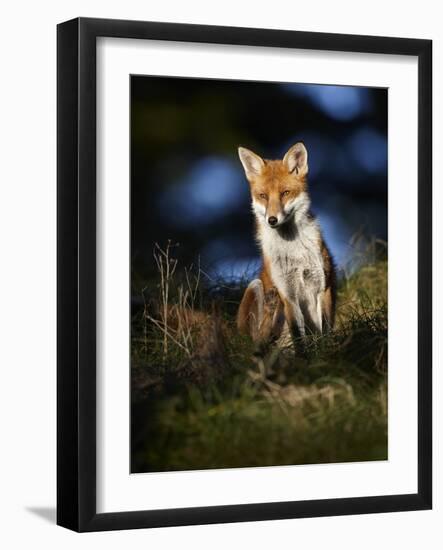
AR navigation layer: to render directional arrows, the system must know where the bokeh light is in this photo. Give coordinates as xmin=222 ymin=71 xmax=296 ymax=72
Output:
xmin=347 ymin=127 xmax=388 ymax=174
xmin=283 ymin=83 xmax=371 ymax=121
xmin=132 ymin=77 xmax=387 ymax=286
xmin=158 ymin=157 xmax=247 ymax=228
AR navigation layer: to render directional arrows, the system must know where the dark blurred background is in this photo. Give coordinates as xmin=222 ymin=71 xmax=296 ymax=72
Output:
xmin=131 ymin=76 xmax=387 ymax=291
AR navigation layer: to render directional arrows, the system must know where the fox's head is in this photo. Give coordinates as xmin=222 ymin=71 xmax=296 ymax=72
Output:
xmin=238 ymin=143 xmax=310 ymax=228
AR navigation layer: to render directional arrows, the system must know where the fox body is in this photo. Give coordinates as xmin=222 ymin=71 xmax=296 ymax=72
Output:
xmin=237 ymin=143 xmax=336 ymax=350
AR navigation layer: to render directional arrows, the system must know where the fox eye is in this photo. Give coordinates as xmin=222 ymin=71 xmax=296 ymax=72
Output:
xmin=281 ymin=190 xmax=290 ymax=197
xmin=259 ymin=193 xmax=268 ymax=200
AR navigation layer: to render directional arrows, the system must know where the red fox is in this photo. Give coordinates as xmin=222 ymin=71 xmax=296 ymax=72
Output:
xmin=236 ymin=142 xmax=336 ymax=353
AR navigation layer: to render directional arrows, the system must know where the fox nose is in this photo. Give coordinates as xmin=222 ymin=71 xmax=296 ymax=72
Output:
xmin=268 ymin=216 xmax=278 ymax=227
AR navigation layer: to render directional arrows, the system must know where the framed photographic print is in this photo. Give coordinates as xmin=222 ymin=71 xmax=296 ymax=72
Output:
xmin=57 ymin=17 xmax=432 ymax=532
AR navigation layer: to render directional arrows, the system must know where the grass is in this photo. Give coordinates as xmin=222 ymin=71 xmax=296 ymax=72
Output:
xmin=131 ymin=238 xmax=388 ymax=472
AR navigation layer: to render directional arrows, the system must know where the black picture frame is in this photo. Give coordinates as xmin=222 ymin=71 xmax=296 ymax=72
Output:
xmin=57 ymin=17 xmax=432 ymax=532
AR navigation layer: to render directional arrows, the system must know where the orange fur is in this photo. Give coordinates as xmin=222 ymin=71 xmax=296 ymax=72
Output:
xmin=237 ymin=143 xmax=336 ymax=351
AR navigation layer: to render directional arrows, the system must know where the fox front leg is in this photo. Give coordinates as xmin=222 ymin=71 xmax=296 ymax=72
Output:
xmin=253 ymin=288 xmax=284 ymax=357
xmin=303 ymin=292 xmax=323 ymax=335
xmin=283 ymin=298 xmax=308 ymax=356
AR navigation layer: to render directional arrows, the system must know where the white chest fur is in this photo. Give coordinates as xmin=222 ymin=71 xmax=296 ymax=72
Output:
xmin=258 ymin=214 xmax=326 ymax=306
xmin=253 ymin=191 xmax=327 ymax=334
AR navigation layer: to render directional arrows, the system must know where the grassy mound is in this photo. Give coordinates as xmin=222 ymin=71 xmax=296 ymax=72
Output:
xmin=131 ymin=240 xmax=388 ymax=472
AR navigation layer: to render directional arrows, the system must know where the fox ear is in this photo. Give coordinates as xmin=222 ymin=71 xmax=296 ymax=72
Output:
xmin=238 ymin=147 xmax=265 ymax=179
xmin=283 ymin=142 xmax=308 ymax=176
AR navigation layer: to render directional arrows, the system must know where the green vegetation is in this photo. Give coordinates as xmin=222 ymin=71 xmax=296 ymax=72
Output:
xmin=131 ymin=239 xmax=388 ymax=472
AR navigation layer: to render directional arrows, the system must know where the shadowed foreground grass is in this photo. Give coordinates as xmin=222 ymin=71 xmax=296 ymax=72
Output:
xmin=131 ymin=241 xmax=387 ymax=472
